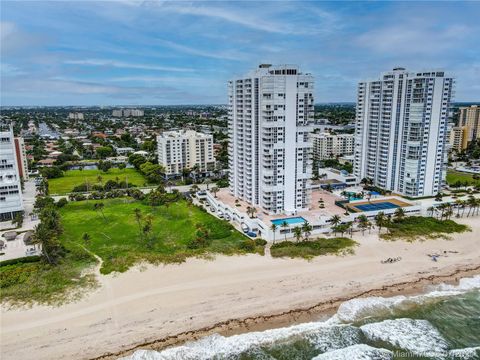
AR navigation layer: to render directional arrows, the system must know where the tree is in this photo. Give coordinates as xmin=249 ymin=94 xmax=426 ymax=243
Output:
xmin=190 ymin=184 xmax=200 ymax=195
xmin=97 ymin=175 xmax=103 ymax=185
xmin=94 ymin=202 xmax=107 ymax=222
xmin=98 ymin=160 xmax=113 ymax=173
xmin=435 ymin=192 xmax=443 ymax=202
xmin=134 ymin=208 xmax=143 ymax=234
xmin=270 ymin=223 xmax=278 ymax=243
xmin=393 ymin=208 xmax=405 ymax=222
xmin=301 ymin=221 xmax=312 ymax=241
xmin=357 ymin=215 xmax=369 ymax=235
xmin=374 ymin=212 xmax=386 ymax=233
xmin=427 ymin=206 xmax=436 ymax=218
xmin=96 ymin=146 xmax=113 ymax=159
xmin=329 ymin=214 xmax=341 ymax=233
xmin=82 ymin=232 xmax=91 ymax=246
xmin=281 ymin=220 xmax=289 ymax=241
xmin=211 ymin=186 xmax=220 ymax=198
xmin=292 ymin=226 xmax=302 ymax=242
xmin=12 ymin=212 xmax=24 ymax=228
xmin=40 ymin=166 xmax=64 ymax=179
xmin=118 ymin=163 xmax=127 ymax=171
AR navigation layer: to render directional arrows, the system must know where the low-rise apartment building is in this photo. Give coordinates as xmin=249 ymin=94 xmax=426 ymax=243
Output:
xmin=157 ymin=130 xmax=214 ymax=176
xmin=311 ymin=132 xmax=354 ymax=160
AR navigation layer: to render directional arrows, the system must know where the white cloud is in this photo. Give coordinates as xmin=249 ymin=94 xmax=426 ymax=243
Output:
xmin=63 ymin=59 xmax=194 ymax=72
xmin=153 ymin=39 xmax=248 ymax=61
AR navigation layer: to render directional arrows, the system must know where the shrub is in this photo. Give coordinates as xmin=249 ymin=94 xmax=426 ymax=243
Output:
xmin=254 ymin=238 xmax=267 ymax=246
xmin=56 ymin=198 xmax=68 ymax=208
xmin=239 ymin=239 xmax=256 ymax=252
xmin=0 ymin=256 xmax=41 ymax=267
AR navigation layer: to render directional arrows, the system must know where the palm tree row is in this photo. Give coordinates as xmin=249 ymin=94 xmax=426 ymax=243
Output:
xmin=428 ymin=196 xmax=480 ymax=219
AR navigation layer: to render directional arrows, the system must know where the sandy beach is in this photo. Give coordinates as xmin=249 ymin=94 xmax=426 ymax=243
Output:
xmin=1 ymin=217 xmax=480 ymax=360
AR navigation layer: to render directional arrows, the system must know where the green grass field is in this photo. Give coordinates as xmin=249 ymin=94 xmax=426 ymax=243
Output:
xmin=48 ymin=168 xmax=148 ymax=195
xmin=270 ymin=237 xmax=358 ymax=259
xmin=60 ymin=199 xmax=258 ymax=274
xmin=446 ymin=170 xmax=480 ymax=187
xmin=1 ymin=198 xmax=261 ymax=305
xmin=381 ymin=216 xmax=470 ymax=241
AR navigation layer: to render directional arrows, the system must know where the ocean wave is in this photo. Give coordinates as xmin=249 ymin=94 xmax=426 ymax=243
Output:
xmin=312 ymin=344 xmax=393 ymax=360
xmin=123 ymin=324 xmax=361 ymax=360
xmin=360 ymin=318 xmax=449 ymax=356
xmin=336 ymin=275 xmax=480 ymax=323
xmin=449 ymin=346 xmax=480 ymax=359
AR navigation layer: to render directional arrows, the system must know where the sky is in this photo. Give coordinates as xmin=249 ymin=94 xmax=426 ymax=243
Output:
xmin=1 ymin=1 xmax=479 ymax=106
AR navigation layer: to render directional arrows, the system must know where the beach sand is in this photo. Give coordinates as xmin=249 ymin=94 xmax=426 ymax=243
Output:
xmin=1 ymin=217 xmax=479 ymax=360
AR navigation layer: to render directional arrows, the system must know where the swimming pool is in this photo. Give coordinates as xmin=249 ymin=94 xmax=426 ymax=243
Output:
xmin=354 ymin=201 xmax=400 ymax=212
xmin=271 ymin=217 xmax=307 ymax=226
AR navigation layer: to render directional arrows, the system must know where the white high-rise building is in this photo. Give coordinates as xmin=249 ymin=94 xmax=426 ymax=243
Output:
xmin=228 ymin=64 xmax=314 ymax=215
xmin=157 ymin=130 xmax=214 ymax=176
xmin=0 ymin=124 xmax=24 ymax=221
xmin=311 ymin=132 xmax=354 ymax=161
xmin=354 ymin=68 xmax=454 ymax=197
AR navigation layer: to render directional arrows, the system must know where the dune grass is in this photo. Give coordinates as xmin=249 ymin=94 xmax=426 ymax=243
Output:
xmin=270 ymin=237 xmax=358 ymax=259
xmin=381 ymin=216 xmax=470 ymax=241
xmin=48 ymin=168 xmax=148 ymax=195
xmin=0 ymin=245 xmax=97 ymax=306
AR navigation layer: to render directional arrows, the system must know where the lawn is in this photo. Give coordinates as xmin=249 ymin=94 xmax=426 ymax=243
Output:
xmin=381 ymin=216 xmax=470 ymax=241
xmin=270 ymin=237 xmax=358 ymax=259
xmin=446 ymin=170 xmax=480 ymax=187
xmin=1 ymin=198 xmax=262 ymax=305
xmin=48 ymin=168 xmax=149 ymax=195
xmin=59 ymin=198 xmax=260 ymax=274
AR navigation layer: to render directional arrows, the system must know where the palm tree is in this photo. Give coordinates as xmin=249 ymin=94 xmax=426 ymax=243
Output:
xmin=134 ymin=208 xmax=142 ymax=233
xmin=357 ymin=215 xmax=369 ymax=235
xmin=330 ymin=215 xmax=341 ymax=227
xmin=211 ymin=186 xmax=220 ymax=198
xmin=281 ymin=221 xmax=289 ymax=241
xmin=454 ymin=200 xmax=463 ymax=217
xmin=270 ymin=223 xmax=278 ymax=243
xmin=345 ymin=222 xmax=353 ymax=238
xmin=374 ymin=212 xmax=386 ymax=233
xmin=393 ymin=208 xmax=405 ymax=222
xmin=427 ymin=206 xmax=436 ymax=218
xmin=82 ymin=232 xmax=91 ymax=246
xmin=189 ymin=184 xmax=200 ymax=195
xmin=94 ymin=202 xmax=106 ymax=221
xmin=467 ymin=196 xmax=477 ymax=217
xmin=301 ymin=221 xmax=312 ymax=241
xmin=292 ymin=226 xmax=302 ymax=242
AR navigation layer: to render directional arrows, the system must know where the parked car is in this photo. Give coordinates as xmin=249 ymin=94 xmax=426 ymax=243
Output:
xmin=246 ymin=231 xmax=257 ymax=238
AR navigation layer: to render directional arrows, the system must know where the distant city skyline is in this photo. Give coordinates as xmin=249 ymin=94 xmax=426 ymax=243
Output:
xmin=1 ymin=1 xmax=479 ymax=106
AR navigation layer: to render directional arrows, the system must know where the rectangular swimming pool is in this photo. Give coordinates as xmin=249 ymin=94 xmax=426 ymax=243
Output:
xmin=271 ymin=217 xmax=307 ymax=226
xmin=354 ymin=201 xmax=400 ymax=212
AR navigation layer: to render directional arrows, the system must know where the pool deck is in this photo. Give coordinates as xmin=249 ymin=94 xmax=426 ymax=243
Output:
xmin=214 ymin=188 xmax=345 ymax=224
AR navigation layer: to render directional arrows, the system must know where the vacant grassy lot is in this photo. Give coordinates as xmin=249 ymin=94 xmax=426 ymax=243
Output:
xmin=48 ymin=168 xmax=148 ymax=194
xmin=382 ymin=216 xmax=470 ymax=241
xmin=446 ymin=170 xmax=480 ymax=187
xmin=0 ymin=246 xmax=97 ymax=306
xmin=270 ymin=237 xmax=358 ymax=259
xmin=60 ymin=198 xmax=259 ymax=274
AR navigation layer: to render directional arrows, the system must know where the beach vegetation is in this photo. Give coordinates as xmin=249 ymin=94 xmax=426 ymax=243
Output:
xmin=270 ymin=237 xmax=358 ymax=259
xmin=381 ymin=216 xmax=470 ymax=241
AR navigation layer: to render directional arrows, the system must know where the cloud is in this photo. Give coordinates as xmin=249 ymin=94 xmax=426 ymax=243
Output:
xmin=153 ymin=39 xmax=248 ymax=61
xmin=63 ymin=59 xmax=194 ymax=72
xmin=0 ymin=21 xmax=48 ymax=56
xmin=355 ymin=22 xmax=470 ymax=55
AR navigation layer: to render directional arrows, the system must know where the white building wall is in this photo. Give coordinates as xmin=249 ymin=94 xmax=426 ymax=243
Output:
xmin=354 ymin=68 xmax=453 ymax=197
xmin=229 ymin=64 xmax=314 ymax=214
xmin=0 ymin=125 xmax=24 ymax=221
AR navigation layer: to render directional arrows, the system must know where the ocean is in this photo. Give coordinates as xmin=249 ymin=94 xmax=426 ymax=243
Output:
xmin=124 ymin=276 xmax=480 ymax=360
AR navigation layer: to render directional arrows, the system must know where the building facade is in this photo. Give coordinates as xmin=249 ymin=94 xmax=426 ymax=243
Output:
xmin=449 ymin=126 xmax=468 ymax=152
xmin=0 ymin=124 xmax=24 ymax=221
xmin=112 ymin=109 xmax=144 ymax=117
xmin=228 ymin=64 xmax=314 ymax=214
xmin=458 ymin=105 xmax=480 ymax=143
xmin=157 ymin=130 xmax=214 ymax=176
xmin=13 ymin=137 xmax=29 ymax=179
xmin=311 ymin=132 xmax=354 ymax=161
xmin=354 ymin=68 xmax=453 ymax=197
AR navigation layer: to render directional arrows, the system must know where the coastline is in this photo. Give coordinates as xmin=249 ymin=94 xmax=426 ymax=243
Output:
xmin=93 ymin=266 xmax=480 ymax=360
xmin=1 ymin=217 xmax=480 ymax=360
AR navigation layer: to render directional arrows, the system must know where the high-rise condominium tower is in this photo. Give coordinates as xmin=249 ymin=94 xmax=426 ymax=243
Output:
xmin=354 ymin=68 xmax=454 ymax=197
xmin=228 ymin=64 xmax=314 ymax=214
xmin=0 ymin=123 xmax=24 ymax=221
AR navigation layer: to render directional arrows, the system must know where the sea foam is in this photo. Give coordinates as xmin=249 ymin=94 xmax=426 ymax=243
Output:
xmin=312 ymin=344 xmax=393 ymax=360
xmin=360 ymin=318 xmax=449 ymax=356
xmin=335 ymin=275 xmax=480 ymax=323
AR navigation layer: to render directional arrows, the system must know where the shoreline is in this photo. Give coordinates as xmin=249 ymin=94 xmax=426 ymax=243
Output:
xmin=2 ymin=216 xmax=480 ymax=360
xmin=93 ymin=266 xmax=480 ymax=360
